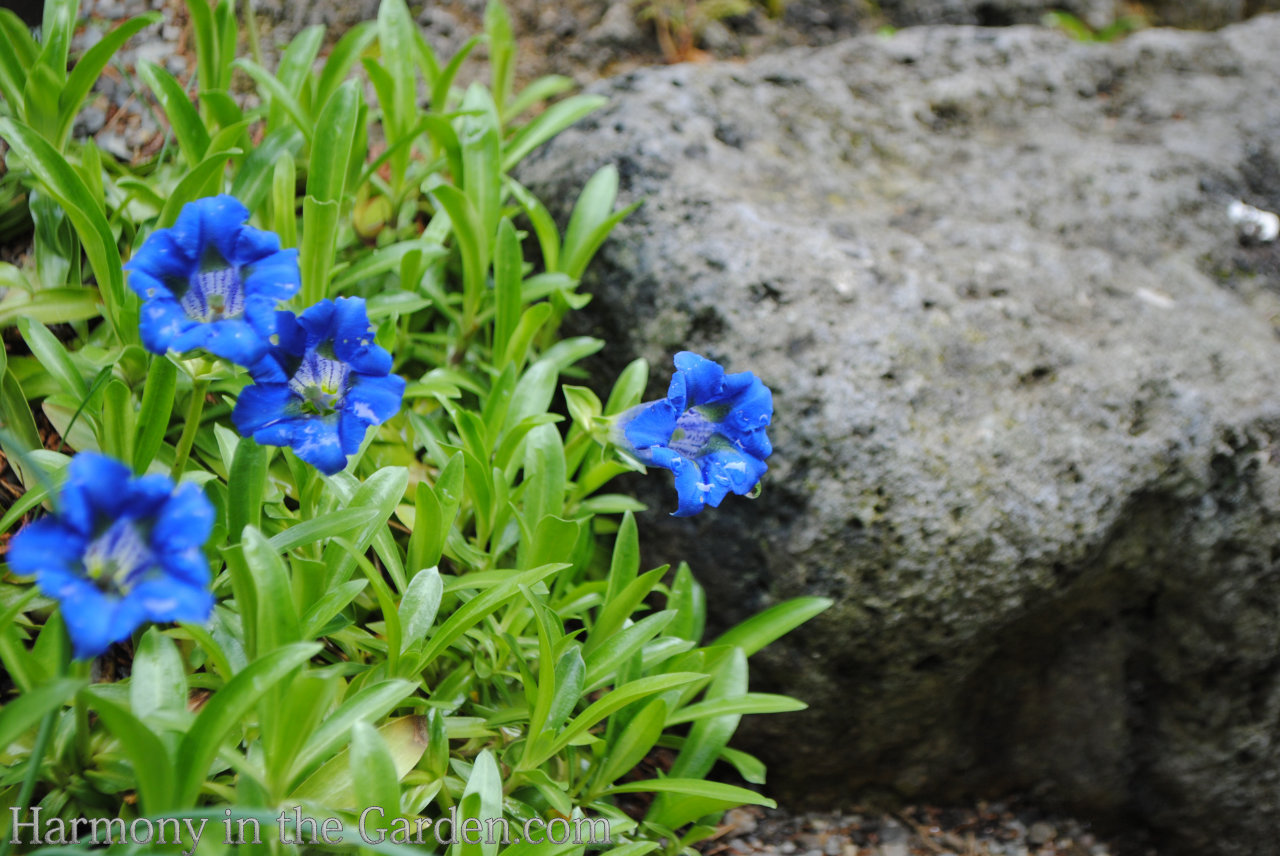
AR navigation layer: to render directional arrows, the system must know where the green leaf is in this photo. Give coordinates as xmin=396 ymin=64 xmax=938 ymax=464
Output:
xmin=0 ymin=10 xmax=33 ymax=112
xmin=502 ymin=302 xmax=552 ymax=375
xmin=667 ymin=693 xmax=807 ymax=725
xmin=351 ymin=720 xmax=402 ymax=825
xmin=398 ymin=566 xmax=443 ymax=655
xmin=175 ymin=642 xmax=320 ymax=805
xmin=84 ymin=691 xmax=176 ymax=815
xmin=275 ymin=25 xmax=324 ymax=102
xmin=604 ymin=358 xmax=648 ymax=416
xmin=525 ymin=673 xmax=706 ymax=768
xmin=288 ymin=679 xmax=416 ymax=787
xmin=546 ymin=645 xmax=585 ymax=734
xmin=0 ymin=677 xmax=82 ymax=751
xmin=522 ymin=423 xmax=566 ymax=529
xmin=429 ymin=184 xmax=486 ymax=323
xmin=412 ymin=563 xmax=565 ymax=672
xmin=233 ymin=57 xmax=313 ymax=140
xmin=455 ymin=748 xmax=502 ymax=856
xmin=1 ymin=368 xmax=44 ymax=487
xmin=0 ymin=287 xmax=101 ymax=328
xmin=502 ymin=94 xmax=606 ymax=171
xmin=133 ymin=355 xmax=177 ymax=473
xmin=245 ymin=527 xmax=302 ymax=652
xmin=505 ymin=74 xmax=575 ymax=123
xmin=157 ymin=148 xmax=241 ymax=228
xmin=299 ymin=579 xmax=367 ymax=639
xmin=493 ymin=217 xmax=522 ymax=368
xmin=0 ymin=118 xmax=130 ymax=339
xmin=667 ymin=562 xmax=706 ymax=643
xmin=484 ymin=0 xmax=515 ymax=116
xmin=300 ymin=195 xmax=341 ymax=305
xmin=129 ymin=627 xmax=187 ymax=719
xmin=584 ymin=610 xmax=676 ymax=691
xmin=291 ymin=715 xmax=428 ymax=807
xmin=226 ymin=437 xmax=267 ymax=544
xmin=585 ymin=566 xmax=667 ymax=658
xmin=319 ymin=466 xmax=408 ymax=589
xmin=712 ymin=596 xmax=833 ymax=656
xmin=17 ymin=318 xmax=85 ymax=400
xmin=648 ymin=650 xmax=747 ymax=828
xmin=591 ymin=697 xmax=667 ymax=793
xmin=315 ymin=21 xmax=376 ymax=110
xmin=561 ymin=165 xmax=640 ymax=279
xmin=307 ymin=78 xmax=361 ymax=203
xmin=272 ymin=151 xmax=298 ymax=248
xmin=429 ymin=34 xmax=482 ymax=113
xmin=229 ymin=126 xmax=305 ymax=215
xmin=614 ymin=779 xmax=776 ymax=829
xmin=56 ymin=13 xmax=161 ymax=148
xmin=267 ymin=507 xmax=379 ymax=554
xmin=186 ymin=0 xmax=217 ymax=94
xmin=138 ymin=60 xmax=211 ymax=168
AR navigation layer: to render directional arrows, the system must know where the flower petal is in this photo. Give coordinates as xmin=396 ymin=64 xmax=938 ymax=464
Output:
xmin=342 ymin=409 xmax=381 ymax=458
xmin=196 ymin=195 xmax=254 ymax=263
xmin=621 ymin=400 xmax=678 ymax=453
xmin=345 ymin=373 xmax=405 ymax=426
xmin=295 ymin=299 xmax=338 ymax=347
xmin=196 ymin=318 xmax=269 ymax=366
xmin=672 ymin=351 xmax=727 ymax=405
xmin=330 ymin=297 xmax=393 ymax=375
xmin=60 ymin=454 xmax=133 ymax=535
xmin=123 ymin=473 xmax=180 ymax=520
xmin=130 ymin=575 xmax=214 ymax=625
xmin=232 ymin=383 xmax=296 ymax=435
xmin=8 ymin=519 xmax=84 ymax=577
xmin=60 ymin=586 xmax=140 ymax=658
xmin=126 ymin=230 xmax=191 ymax=288
xmin=138 ymin=298 xmax=195 ymax=355
xmin=152 ymin=483 xmax=215 ymax=552
xmin=667 ymin=453 xmax=713 ymax=518
xmin=287 ymin=415 xmax=349 ymax=475
xmin=241 ymin=249 xmax=301 ymax=302
xmin=229 ymin=222 xmax=282 ymax=265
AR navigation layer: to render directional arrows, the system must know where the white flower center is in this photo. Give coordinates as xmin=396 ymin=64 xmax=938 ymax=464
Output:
xmin=181 ymin=265 xmax=246 ymax=323
xmin=289 ymin=352 xmax=352 ymax=416
xmin=668 ymin=408 xmax=717 ymax=459
xmin=83 ymin=519 xmax=156 ymax=594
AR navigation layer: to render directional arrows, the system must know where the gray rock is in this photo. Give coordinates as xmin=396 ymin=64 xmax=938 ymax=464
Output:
xmin=517 ymin=15 xmax=1280 ymax=856
xmin=585 ymin=2 xmax=646 ymax=50
xmin=74 ymin=105 xmax=107 ymax=136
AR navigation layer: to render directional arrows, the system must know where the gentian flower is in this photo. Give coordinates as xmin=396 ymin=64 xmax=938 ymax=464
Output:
xmin=615 ymin=351 xmax=773 ymax=517
xmin=125 ymin=195 xmax=300 ymax=365
xmin=7 ymin=454 xmax=215 ymax=659
xmin=232 ymin=297 xmax=406 ymax=475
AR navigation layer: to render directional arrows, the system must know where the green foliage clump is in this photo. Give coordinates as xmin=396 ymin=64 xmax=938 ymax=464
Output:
xmin=0 ymin=1 xmax=829 ymax=854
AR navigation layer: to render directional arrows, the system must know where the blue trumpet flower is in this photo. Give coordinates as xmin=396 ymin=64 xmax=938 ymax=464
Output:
xmin=232 ymin=297 xmax=406 ymax=475
xmin=616 ymin=351 xmax=773 ymax=517
xmin=7 ymin=454 xmax=215 ymax=659
xmin=125 ymin=195 xmax=300 ymax=365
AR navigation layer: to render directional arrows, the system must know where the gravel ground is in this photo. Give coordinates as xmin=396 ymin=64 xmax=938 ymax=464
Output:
xmin=19 ymin=3 xmax=1146 ymax=855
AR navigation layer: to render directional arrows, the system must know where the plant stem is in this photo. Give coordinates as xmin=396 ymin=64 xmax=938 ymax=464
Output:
xmin=72 ymin=659 xmax=92 ymax=767
xmin=172 ymin=379 xmax=210 ymax=479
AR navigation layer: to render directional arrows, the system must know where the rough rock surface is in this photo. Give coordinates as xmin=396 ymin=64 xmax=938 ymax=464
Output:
xmin=517 ymin=16 xmax=1280 ymax=856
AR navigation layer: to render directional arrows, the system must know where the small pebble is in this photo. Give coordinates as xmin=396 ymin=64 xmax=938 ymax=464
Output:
xmin=1027 ymin=821 xmax=1056 ymax=846
xmin=96 ymin=131 xmax=131 ymax=160
xmin=75 ymin=105 xmax=107 ymax=136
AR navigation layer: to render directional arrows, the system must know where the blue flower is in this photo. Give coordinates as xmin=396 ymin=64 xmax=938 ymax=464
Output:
xmin=7 ymin=454 xmax=215 ymax=659
xmin=125 ymin=195 xmax=300 ymax=366
xmin=616 ymin=351 xmax=773 ymax=517
xmin=232 ymin=297 xmax=406 ymax=475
